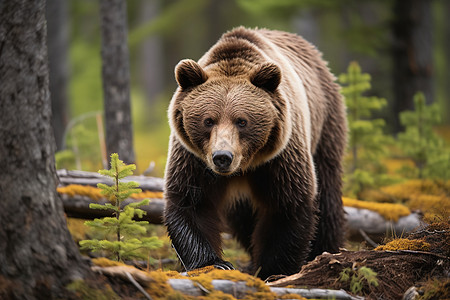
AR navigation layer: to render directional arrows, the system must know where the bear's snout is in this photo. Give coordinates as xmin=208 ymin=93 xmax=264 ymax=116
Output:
xmin=212 ymin=150 xmax=233 ymax=170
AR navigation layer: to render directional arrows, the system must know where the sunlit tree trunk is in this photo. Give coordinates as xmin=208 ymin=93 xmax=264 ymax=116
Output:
xmin=392 ymin=0 xmax=433 ymax=133
xmin=100 ymin=0 xmax=135 ymax=164
xmin=0 ymin=0 xmax=90 ymax=298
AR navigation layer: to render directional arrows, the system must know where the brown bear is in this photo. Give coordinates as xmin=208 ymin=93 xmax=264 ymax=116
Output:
xmin=164 ymin=27 xmax=347 ymax=280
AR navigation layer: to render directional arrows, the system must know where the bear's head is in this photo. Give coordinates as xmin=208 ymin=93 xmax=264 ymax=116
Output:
xmin=169 ymin=59 xmax=288 ymax=175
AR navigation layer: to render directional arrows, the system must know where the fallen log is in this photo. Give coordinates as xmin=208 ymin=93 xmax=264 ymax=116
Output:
xmin=61 ymin=193 xmax=165 ymax=224
xmin=57 ymin=170 xmax=424 ymax=238
xmin=92 ymin=265 xmax=363 ymax=299
xmin=60 ymin=192 xmax=424 ymax=239
xmin=344 ymin=206 xmax=424 ymax=242
xmin=57 ymin=169 xmax=164 ymax=191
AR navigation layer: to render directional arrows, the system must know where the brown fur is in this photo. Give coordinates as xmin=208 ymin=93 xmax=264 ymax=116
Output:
xmin=164 ymin=27 xmax=347 ymax=279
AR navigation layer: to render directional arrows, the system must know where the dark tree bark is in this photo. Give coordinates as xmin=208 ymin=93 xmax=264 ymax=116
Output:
xmin=100 ymin=0 xmax=135 ymax=164
xmin=392 ymin=0 xmax=433 ymax=133
xmin=0 ymin=0 xmax=90 ymax=298
xmin=46 ymin=0 xmax=69 ymax=151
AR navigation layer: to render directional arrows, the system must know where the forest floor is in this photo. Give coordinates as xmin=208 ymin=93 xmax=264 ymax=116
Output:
xmin=62 ymin=178 xmax=449 ymax=299
xmin=65 ymin=219 xmax=449 ymax=300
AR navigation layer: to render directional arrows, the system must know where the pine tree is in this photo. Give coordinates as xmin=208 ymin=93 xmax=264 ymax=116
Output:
xmin=339 ymin=61 xmax=393 ymax=197
xmin=398 ymin=92 xmax=449 ymax=180
xmin=80 ymin=153 xmax=162 ymax=261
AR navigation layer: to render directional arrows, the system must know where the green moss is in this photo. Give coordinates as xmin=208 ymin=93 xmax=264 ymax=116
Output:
xmin=418 ymin=278 xmax=450 ymax=300
xmin=66 ymin=280 xmax=120 ymax=300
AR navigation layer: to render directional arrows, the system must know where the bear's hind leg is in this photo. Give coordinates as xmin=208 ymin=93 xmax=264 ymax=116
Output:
xmin=309 ymin=109 xmax=346 ymax=260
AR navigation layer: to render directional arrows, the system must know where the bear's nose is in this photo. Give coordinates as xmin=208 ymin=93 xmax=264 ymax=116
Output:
xmin=212 ymin=151 xmax=233 ymax=169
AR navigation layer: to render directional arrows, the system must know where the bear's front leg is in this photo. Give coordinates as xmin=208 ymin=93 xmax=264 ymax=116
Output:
xmin=249 ymin=154 xmax=318 ymax=280
xmin=164 ymin=144 xmax=233 ymax=271
xmin=250 ymin=206 xmax=315 ymax=279
xmin=165 ymin=199 xmax=233 ymax=271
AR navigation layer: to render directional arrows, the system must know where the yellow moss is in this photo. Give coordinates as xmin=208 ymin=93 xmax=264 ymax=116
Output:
xmin=359 ymin=180 xmax=450 ymax=221
xmin=342 ymin=197 xmax=411 ymax=222
xmin=131 ymin=190 xmax=164 ymax=199
xmin=185 ymin=268 xmax=277 ymax=299
xmin=57 ymin=184 xmax=164 ymax=200
xmin=65 ymin=217 xmax=89 ymax=242
xmin=146 ymin=270 xmax=176 ymax=299
xmin=58 ymin=184 xmax=104 ymax=200
xmin=199 ymin=290 xmax=236 ymax=299
xmin=409 ymin=194 xmax=450 ymax=222
xmin=279 ymin=294 xmax=307 ymax=299
xmin=375 ymin=238 xmax=431 ymax=251
xmin=91 ymin=257 xmax=127 ymax=267
xmin=368 ymin=180 xmax=450 ymax=203
xmin=187 ymin=265 xmax=216 ymax=277
xmin=163 ymin=270 xmax=184 ymax=279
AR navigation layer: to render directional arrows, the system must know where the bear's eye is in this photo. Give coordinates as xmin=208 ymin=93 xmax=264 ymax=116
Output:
xmin=236 ymin=118 xmax=247 ymax=128
xmin=204 ymin=118 xmax=214 ymax=127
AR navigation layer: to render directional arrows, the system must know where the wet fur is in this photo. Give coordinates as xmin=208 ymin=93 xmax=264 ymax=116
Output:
xmin=164 ymin=27 xmax=347 ymax=279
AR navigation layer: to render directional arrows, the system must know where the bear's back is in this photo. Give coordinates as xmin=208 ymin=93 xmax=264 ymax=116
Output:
xmin=215 ymin=27 xmax=341 ymax=153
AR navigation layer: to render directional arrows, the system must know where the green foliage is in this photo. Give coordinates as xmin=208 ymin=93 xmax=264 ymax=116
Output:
xmin=55 ymin=149 xmax=76 ymax=170
xmin=339 ymin=265 xmax=379 ymax=295
xmin=58 ymin=117 xmax=103 ymax=171
xmin=79 ymin=153 xmax=162 ymax=261
xmin=397 ymin=92 xmax=449 ymax=180
xmin=339 ymin=61 xmax=393 ymax=197
xmin=67 ymin=279 xmax=120 ymax=300
xmin=128 ymin=0 xmax=207 ymax=49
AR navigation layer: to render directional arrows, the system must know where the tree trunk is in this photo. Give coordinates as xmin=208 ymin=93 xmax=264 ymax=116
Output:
xmin=138 ymin=0 xmax=164 ymax=104
xmin=100 ymin=0 xmax=135 ymax=164
xmin=443 ymin=0 xmax=450 ymax=124
xmin=46 ymin=0 xmax=70 ymax=151
xmin=0 ymin=1 xmax=90 ymax=298
xmin=392 ymin=0 xmax=433 ymax=133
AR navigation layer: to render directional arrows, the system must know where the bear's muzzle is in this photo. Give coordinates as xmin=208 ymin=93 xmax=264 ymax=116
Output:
xmin=212 ymin=150 xmax=234 ymax=171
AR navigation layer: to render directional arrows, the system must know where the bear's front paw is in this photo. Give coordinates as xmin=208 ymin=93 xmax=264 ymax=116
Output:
xmin=213 ymin=260 xmax=235 ymax=270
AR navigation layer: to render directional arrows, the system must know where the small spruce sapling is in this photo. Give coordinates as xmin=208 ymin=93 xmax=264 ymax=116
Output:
xmin=397 ymin=92 xmax=449 ymax=181
xmin=339 ymin=61 xmax=393 ymax=198
xmin=79 ymin=153 xmax=162 ymax=261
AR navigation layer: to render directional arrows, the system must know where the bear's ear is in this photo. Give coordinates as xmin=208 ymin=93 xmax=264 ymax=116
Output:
xmin=175 ymin=59 xmax=208 ymax=90
xmin=250 ymin=63 xmax=281 ymax=93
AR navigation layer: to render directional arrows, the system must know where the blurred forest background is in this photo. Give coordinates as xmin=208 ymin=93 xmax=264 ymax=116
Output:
xmin=50 ymin=0 xmax=450 ymax=189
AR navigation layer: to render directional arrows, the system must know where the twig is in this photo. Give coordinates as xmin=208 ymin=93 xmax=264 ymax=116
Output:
xmin=172 ymin=244 xmax=189 ymax=273
xmin=359 ymin=229 xmax=378 ymax=248
xmin=125 ymin=271 xmax=153 ymax=300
